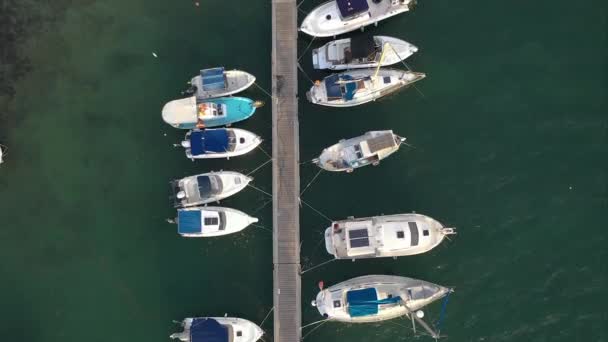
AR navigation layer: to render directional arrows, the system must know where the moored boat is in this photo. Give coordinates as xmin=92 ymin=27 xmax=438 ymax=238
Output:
xmin=162 ymin=96 xmax=262 ymax=129
xmin=170 ymin=316 xmax=264 ymax=342
xmin=180 ymin=128 xmax=262 ymax=160
xmin=313 ymin=130 xmax=405 ymax=172
xmin=306 ymin=68 xmax=425 ymax=107
xmin=176 ymin=206 xmax=258 ymax=237
xmin=170 ymin=171 xmax=252 ymax=208
xmin=313 ymin=35 xmax=417 ymax=70
xmin=183 ymin=67 xmax=255 ymax=99
xmin=300 ymin=0 xmax=416 ymax=38
xmin=325 ymin=213 xmax=456 ymax=259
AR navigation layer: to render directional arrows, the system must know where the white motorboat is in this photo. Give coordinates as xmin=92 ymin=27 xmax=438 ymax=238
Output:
xmin=183 ymin=67 xmax=255 ymax=99
xmin=312 ymin=275 xmax=452 ymax=337
xmin=170 ymin=171 xmax=252 ymax=208
xmin=300 ymin=0 xmax=416 ymax=38
xmin=306 ymin=68 xmax=425 ymax=107
xmin=180 ymin=128 xmax=262 ymax=160
xmin=325 ymin=213 xmax=456 ymax=259
xmin=0 ymin=145 xmax=4 ymax=165
xmin=170 ymin=317 xmax=263 ymax=342
xmin=314 ymin=130 xmax=405 ymax=172
xmin=312 ymin=35 xmax=417 ymax=70
xmin=176 ymin=206 xmax=258 ymax=237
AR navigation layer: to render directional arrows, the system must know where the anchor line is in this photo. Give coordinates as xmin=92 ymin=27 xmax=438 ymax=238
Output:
xmin=248 ymin=184 xmax=272 ymax=198
xmin=300 ymin=198 xmax=332 ymax=223
xmin=246 ymin=158 xmax=273 ymax=176
xmin=301 ymin=319 xmax=329 ymax=340
xmin=252 ymin=198 xmax=273 ymax=215
xmin=300 ymin=168 xmax=323 ymax=196
xmin=298 ymin=36 xmax=317 ymax=62
xmin=300 ymin=258 xmax=336 ymax=275
xmin=259 ymin=306 xmax=274 ymax=327
xmin=297 ymin=62 xmax=316 ymax=86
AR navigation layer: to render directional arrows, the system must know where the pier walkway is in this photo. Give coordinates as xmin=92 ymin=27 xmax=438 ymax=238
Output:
xmin=271 ymin=0 xmax=301 ymax=342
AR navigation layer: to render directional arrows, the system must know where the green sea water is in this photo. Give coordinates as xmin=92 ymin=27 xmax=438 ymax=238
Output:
xmin=0 ymin=1 xmax=606 ymax=341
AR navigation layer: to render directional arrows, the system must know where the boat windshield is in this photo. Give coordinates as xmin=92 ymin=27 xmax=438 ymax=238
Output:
xmin=196 ymin=175 xmax=223 ymax=198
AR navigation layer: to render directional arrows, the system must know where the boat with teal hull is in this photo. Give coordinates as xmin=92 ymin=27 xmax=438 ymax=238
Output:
xmin=162 ymin=96 xmax=261 ymax=129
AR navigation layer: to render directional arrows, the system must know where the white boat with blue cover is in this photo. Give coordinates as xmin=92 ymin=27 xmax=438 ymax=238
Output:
xmin=300 ymin=0 xmax=416 ymax=38
xmin=170 ymin=317 xmax=263 ymax=342
xmin=162 ymin=96 xmax=262 ymax=129
xmin=176 ymin=206 xmax=258 ymax=237
xmin=307 ymin=68 xmax=425 ymax=107
xmin=180 ymin=128 xmax=262 ymax=160
xmin=314 ymin=130 xmax=405 ymax=172
xmin=184 ymin=67 xmax=255 ymax=99
xmin=171 ymin=171 xmax=252 ymax=208
xmin=313 ymin=35 xmax=417 ymax=70
xmin=312 ymin=275 xmax=452 ymax=336
xmin=325 ymin=213 xmax=456 ymax=260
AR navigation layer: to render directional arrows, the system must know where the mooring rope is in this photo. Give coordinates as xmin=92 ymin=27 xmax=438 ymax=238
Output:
xmin=300 ymin=198 xmax=332 ymax=223
xmin=259 ymin=306 xmax=275 ymax=327
xmin=248 ymin=184 xmax=272 ymax=198
xmin=300 ymin=258 xmax=336 ymax=275
xmin=246 ymin=158 xmax=272 ymax=176
xmin=386 ymin=42 xmax=426 ymax=99
xmin=257 ymin=145 xmax=272 ymax=159
xmin=253 ymin=82 xmax=274 ymax=99
xmin=297 ymin=0 xmax=308 ymax=9
xmin=301 ymin=319 xmax=329 ymax=340
xmin=252 ymin=223 xmax=273 ymax=233
xmin=252 ymin=198 xmax=273 ymax=215
xmin=297 ymin=62 xmax=316 ymax=86
xmin=298 ymin=36 xmax=317 ymax=62
xmin=300 ymin=168 xmax=323 ymax=196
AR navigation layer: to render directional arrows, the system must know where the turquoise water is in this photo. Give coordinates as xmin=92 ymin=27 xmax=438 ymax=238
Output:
xmin=0 ymin=0 xmax=606 ymax=341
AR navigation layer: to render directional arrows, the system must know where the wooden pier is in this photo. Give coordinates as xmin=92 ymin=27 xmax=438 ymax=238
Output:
xmin=271 ymin=0 xmax=301 ymax=341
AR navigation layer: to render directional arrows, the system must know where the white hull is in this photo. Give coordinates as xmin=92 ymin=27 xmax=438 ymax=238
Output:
xmin=313 ymin=275 xmax=450 ymax=323
xmin=171 ymin=317 xmax=263 ymax=342
xmin=191 ymin=69 xmax=255 ymax=99
xmin=178 ymin=206 xmax=258 ymax=238
xmin=172 ymin=171 xmax=252 ymax=207
xmin=300 ymin=0 xmax=415 ymax=38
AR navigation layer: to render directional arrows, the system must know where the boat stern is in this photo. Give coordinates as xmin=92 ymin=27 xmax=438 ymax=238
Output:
xmin=162 ymin=97 xmax=198 ymax=129
xmin=324 ymin=226 xmax=337 ymax=257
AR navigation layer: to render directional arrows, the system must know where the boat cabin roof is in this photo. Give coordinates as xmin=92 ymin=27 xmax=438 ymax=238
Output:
xmin=177 ymin=210 xmax=226 ymax=234
xmin=347 ymin=35 xmax=377 ymax=62
xmin=325 ymin=74 xmax=365 ymax=101
xmin=198 ymin=102 xmax=226 ymax=119
xmin=366 ymin=133 xmax=397 ymax=153
xmin=190 ymin=318 xmax=229 ymax=342
xmin=201 ymin=67 xmax=226 ymax=91
xmin=196 ymin=175 xmax=223 ymax=198
xmin=337 ymin=0 xmax=369 ymax=19
xmin=190 ymin=130 xmax=233 ymax=155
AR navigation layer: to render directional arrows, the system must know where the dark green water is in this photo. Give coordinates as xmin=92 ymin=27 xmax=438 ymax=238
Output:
xmin=0 ymin=0 xmax=606 ymax=341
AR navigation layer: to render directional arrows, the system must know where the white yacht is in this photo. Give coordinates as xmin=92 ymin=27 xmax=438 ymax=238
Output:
xmin=180 ymin=128 xmax=262 ymax=160
xmin=312 ymin=275 xmax=452 ymax=336
xmin=183 ymin=67 xmax=255 ymax=99
xmin=170 ymin=317 xmax=263 ymax=342
xmin=300 ymin=0 xmax=416 ymax=37
xmin=325 ymin=213 xmax=456 ymax=259
xmin=176 ymin=207 xmax=258 ymax=238
xmin=307 ymin=68 xmax=425 ymax=107
xmin=314 ymin=130 xmax=405 ymax=172
xmin=313 ymin=35 xmax=417 ymax=70
xmin=170 ymin=171 xmax=252 ymax=208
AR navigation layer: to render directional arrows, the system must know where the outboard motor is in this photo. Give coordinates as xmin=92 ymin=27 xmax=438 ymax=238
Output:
xmin=181 ymin=85 xmax=197 ymax=96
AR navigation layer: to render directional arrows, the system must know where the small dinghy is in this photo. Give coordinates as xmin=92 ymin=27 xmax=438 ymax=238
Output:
xmin=0 ymin=145 xmax=4 ymax=165
xmin=312 ymin=275 xmax=452 ymax=338
xmin=180 ymin=128 xmax=262 ymax=160
xmin=162 ymin=96 xmax=262 ymax=129
xmin=170 ymin=171 xmax=252 ymax=208
xmin=183 ymin=67 xmax=255 ymax=99
xmin=313 ymin=35 xmax=417 ymax=70
xmin=314 ymin=130 xmax=405 ymax=172
xmin=325 ymin=213 xmax=456 ymax=259
xmin=300 ymin=0 xmax=416 ymax=38
xmin=176 ymin=206 xmax=258 ymax=237
xmin=307 ymin=68 xmax=425 ymax=107
xmin=171 ymin=317 xmax=264 ymax=342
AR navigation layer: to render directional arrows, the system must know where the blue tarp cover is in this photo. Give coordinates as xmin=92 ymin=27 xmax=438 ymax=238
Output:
xmin=201 ymin=68 xmax=226 ymax=91
xmin=337 ymin=0 xmax=369 ymax=18
xmin=347 ymin=288 xmax=402 ymax=317
xmin=190 ymin=318 xmax=228 ymax=342
xmin=178 ymin=210 xmax=202 ymax=234
xmin=189 ymin=130 xmax=230 ymax=155
xmin=325 ymin=74 xmax=341 ymax=99
xmin=341 ymin=75 xmax=357 ymax=101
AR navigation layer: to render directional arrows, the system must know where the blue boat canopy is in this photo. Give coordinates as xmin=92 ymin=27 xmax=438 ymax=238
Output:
xmin=189 ymin=130 xmax=230 ymax=155
xmin=337 ymin=0 xmax=369 ymax=18
xmin=196 ymin=176 xmax=212 ymax=195
xmin=201 ymin=68 xmax=226 ymax=91
xmin=178 ymin=210 xmax=202 ymax=234
xmin=341 ymin=75 xmax=357 ymax=101
xmin=190 ymin=318 xmax=228 ymax=342
xmin=346 ymin=288 xmax=402 ymax=317
xmin=325 ymin=74 xmax=341 ymax=99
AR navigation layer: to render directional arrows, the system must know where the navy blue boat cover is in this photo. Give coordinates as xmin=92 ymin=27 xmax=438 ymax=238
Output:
xmin=190 ymin=130 xmax=230 ymax=155
xmin=190 ymin=318 xmax=228 ymax=342
xmin=324 ymin=74 xmax=341 ymax=99
xmin=201 ymin=67 xmax=226 ymax=91
xmin=196 ymin=176 xmax=212 ymax=196
xmin=341 ymin=75 xmax=357 ymax=101
xmin=178 ymin=210 xmax=202 ymax=234
xmin=346 ymin=288 xmax=402 ymax=317
xmin=337 ymin=0 xmax=369 ymax=18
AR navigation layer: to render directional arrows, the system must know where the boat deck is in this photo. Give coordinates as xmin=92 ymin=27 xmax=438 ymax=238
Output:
xmin=271 ymin=0 xmax=301 ymax=342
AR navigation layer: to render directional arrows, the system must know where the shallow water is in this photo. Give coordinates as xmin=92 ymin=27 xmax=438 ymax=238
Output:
xmin=0 ymin=0 xmax=606 ymax=341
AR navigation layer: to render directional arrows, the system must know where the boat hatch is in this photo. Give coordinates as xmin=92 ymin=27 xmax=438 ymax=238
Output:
xmin=348 ymin=228 xmax=370 ymax=248
xmin=201 ymin=67 xmax=226 ymax=91
xmin=408 ymin=222 xmax=419 ymax=246
xmin=337 ymin=0 xmax=369 ymax=19
xmin=190 ymin=318 xmax=229 ymax=342
xmin=383 ymin=76 xmax=391 ymax=84
xmin=203 ymin=211 xmax=226 ymax=231
xmin=367 ymin=134 xmax=397 ymax=153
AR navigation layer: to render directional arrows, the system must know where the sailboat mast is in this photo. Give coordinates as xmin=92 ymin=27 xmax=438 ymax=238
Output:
xmin=373 ymin=42 xmax=389 ymax=79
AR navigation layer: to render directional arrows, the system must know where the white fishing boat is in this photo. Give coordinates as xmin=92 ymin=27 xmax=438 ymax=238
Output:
xmin=313 ymin=35 xmax=417 ymax=70
xmin=314 ymin=130 xmax=405 ymax=172
xmin=170 ymin=317 xmax=263 ymax=342
xmin=325 ymin=213 xmax=456 ymax=259
xmin=307 ymin=68 xmax=425 ymax=107
xmin=300 ymin=0 xmax=416 ymax=38
xmin=312 ymin=275 xmax=452 ymax=337
xmin=180 ymin=128 xmax=262 ymax=160
xmin=0 ymin=145 xmax=4 ymax=165
xmin=170 ymin=171 xmax=252 ymax=208
xmin=183 ymin=67 xmax=255 ymax=99
xmin=176 ymin=206 xmax=258 ymax=237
